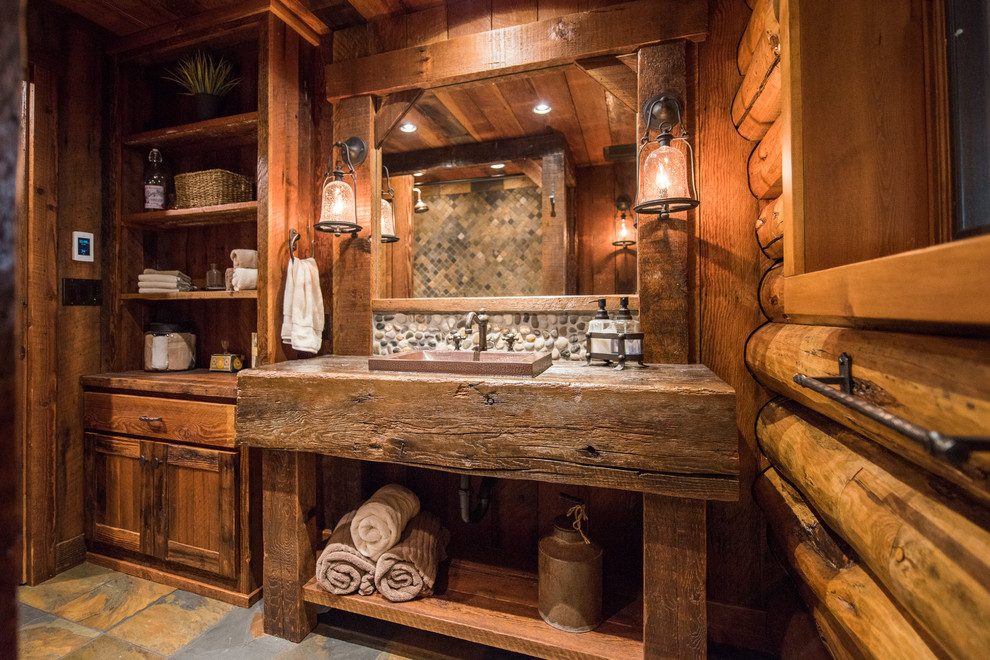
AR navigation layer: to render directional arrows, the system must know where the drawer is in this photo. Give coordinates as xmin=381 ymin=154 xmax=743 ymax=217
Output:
xmin=84 ymin=392 xmax=235 ymax=448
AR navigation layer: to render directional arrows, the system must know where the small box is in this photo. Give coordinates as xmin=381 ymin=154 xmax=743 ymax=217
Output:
xmin=209 ymin=353 xmax=244 ymax=372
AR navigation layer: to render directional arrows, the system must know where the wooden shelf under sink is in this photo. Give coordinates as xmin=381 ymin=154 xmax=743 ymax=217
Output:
xmin=303 ymin=557 xmax=644 ymax=660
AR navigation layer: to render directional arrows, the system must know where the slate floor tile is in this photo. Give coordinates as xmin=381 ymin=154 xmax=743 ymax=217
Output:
xmin=61 ymin=634 xmax=167 ymax=659
xmin=18 ymin=613 xmax=101 ymax=659
xmin=170 ymin=598 xmax=294 ymax=659
xmin=108 ymin=590 xmax=235 ymax=656
xmin=53 ymin=572 xmax=175 ymax=631
xmin=18 ymin=563 xmax=115 ymax=613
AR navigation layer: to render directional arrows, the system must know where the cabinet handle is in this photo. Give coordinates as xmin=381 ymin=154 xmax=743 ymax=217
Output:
xmin=139 ymin=454 xmax=146 ymax=466
xmin=152 ymin=457 xmax=162 ymax=469
xmin=139 ymin=415 xmax=163 ymax=423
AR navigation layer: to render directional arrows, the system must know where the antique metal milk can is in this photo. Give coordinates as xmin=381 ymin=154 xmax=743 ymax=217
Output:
xmin=538 ymin=500 xmax=602 ymax=632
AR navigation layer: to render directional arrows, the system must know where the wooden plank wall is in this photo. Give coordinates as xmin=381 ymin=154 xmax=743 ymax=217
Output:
xmin=2 ymin=0 xmax=23 ymax=650
xmin=21 ymin=2 xmax=107 ymax=582
xmin=695 ymin=0 xmax=777 ymax=644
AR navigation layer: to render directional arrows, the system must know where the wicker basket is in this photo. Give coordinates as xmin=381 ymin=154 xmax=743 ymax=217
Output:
xmin=174 ymin=169 xmax=254 ymax=208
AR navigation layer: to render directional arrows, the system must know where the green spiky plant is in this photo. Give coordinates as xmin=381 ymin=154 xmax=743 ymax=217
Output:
xmin=163 ymin=51 xmax=241 ymax=97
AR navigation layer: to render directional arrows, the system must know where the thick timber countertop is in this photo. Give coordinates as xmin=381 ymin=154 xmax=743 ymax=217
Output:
xmin=236 ymin=356 xmax=738 ymax=501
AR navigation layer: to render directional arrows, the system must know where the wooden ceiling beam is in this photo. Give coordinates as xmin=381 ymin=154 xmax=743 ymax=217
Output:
xmin=374 ymin=89 xmax=424 ymax=148
xmin=325 ymin=0 xmax=708 ymax=100
xmin=384 ymin=131 xmax=566 ymax=174
xmin=518 ymin=158 xmax=543 ymax=187
xmin=576 ymin=54 xmax=638 ymax=113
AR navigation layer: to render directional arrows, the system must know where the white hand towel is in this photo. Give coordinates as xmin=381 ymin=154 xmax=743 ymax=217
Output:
xmin=350 ymin=484 xmax=421 ymax=559
xmin=232 ymin=267 xmax=257 ymax=291
xmin=289 ymin=258 xmax=323 ymax=354
xmin=138 ymin=286 xmax=191 ymax=293
xmin=138 ymin=274 xmax=191 ymax=285
xmin=143 ymin=269 xmax=191 ymax=280
xmin=281 ymin=258 xmax=298 ymax=344
xmin=230 ymin=249 xmax=258 ymax=269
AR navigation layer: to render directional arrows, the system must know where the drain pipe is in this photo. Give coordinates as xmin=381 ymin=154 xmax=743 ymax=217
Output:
xmin=459 ymin=475 xmax=496 ymax=523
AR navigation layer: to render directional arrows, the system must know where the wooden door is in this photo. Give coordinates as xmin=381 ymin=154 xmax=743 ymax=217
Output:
xmin=86 ymin=433 xmax=149 ymax=555
xmin=161 ymin=443 xmax=238 ymax=578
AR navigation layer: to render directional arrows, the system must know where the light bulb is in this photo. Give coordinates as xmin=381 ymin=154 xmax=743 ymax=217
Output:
xmin=640 ymin=144 xmax=689 ymax=204
xmin=619 ymin=219 xmax=629 ymax=239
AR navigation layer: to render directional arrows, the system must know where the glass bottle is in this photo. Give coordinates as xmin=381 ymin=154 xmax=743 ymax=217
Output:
xmin=144 ymin=148 xmax=166 ymax=210
xmin=611 ymin=296 xmax=641 ymax=355
xmin=588 ymin=298 xmax=612 ymax=355
xmin=206 ymin=263 xmax=223 ymax=290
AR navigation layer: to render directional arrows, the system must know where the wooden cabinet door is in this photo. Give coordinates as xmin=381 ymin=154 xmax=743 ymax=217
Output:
xmin=161 ymin=443 xmax=238 ymax=578
xmin=86 ymin=433 xmax=152 ymax=555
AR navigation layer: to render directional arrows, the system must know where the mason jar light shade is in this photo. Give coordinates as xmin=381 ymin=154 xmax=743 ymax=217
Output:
xmin=380 ymin=197 xmax=398 ymax=243
xmin=638 ymin=143 xmax=691 ymax=212
xmin=612 ymin=212 xmax=635 ymax=247
xmin=315 ymin=173 xmax=360 ymax=236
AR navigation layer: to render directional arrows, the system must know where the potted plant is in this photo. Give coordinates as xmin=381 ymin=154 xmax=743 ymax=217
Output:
xmin=163 ymin=51 xmax=241 ymax=121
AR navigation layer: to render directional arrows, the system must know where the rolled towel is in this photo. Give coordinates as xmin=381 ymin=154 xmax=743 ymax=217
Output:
xmin=232 ymin=267 xmax=257 ymax=291
xmin=230 ymin=249 xmax=258 ymax=269
xmin=350 ymin=484 xmax=421 ymax=559
xmin=374 ymin=512 xmax=450 ymax=602
xmin=315 ymin=510 xmax=376 ymax=596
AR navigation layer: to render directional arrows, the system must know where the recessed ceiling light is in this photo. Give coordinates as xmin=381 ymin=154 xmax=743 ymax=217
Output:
xmin=490 ymin=163 xmax=506 ymax=169
xmin=413 ymin=171 xmax=424 ymax=177
xmin=399 ymin=123 xmax=417 ymax=133
xmin=533 ymin=103 xmax=552 ymax=115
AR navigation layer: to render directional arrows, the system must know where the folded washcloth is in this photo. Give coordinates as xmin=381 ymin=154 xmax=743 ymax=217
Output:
xmin=230 ymin=249 xmax=258 ymax=269
xmin=281 ymin=257 xmax=324 ymax=354
xmin=232 ymin=267 xmax=257 ymax=291
xmin=351 ymin=484 xmax=421 ymax=559
xmin=137 ymin=286 xmax=192 ymax=293
xmin=138 ymin=274 xmax=191 ymax=286
xmin=315 ymin=510 xmax=377 ymax=596
xmin=143 ymin=268 xmax=192 ymax=280
xmin=374 ymin=512 xmax=449 ymax=602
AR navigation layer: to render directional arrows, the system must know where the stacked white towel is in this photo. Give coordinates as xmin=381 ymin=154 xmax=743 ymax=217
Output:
xmin=139 ymin=269 xmax=192 ymax=293
xmin=280 ymin=257 xmax=324 ymax=354
xmin=230 ymin=250 xmax=258 ymax=290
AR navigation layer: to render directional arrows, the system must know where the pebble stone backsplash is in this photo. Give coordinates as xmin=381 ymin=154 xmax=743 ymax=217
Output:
xmin=373 ymin=310 xmax=638 ymax=362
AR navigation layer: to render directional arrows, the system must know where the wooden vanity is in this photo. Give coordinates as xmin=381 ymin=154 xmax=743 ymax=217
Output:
xmin=236 ymin=356 xmax=737 ymax=659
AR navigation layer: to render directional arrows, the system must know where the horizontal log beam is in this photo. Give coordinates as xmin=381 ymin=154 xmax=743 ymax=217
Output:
xmin=747 ymin=114 xmax=783 ymax=198
xmin=738 ymin=0 xmax=780 ymax=73
xmin=756 ymin=467 xmax=941 ymax=659
xmin=757 ymin=399 xmax=990 ymax=660
xmin=384 ymin=132 xmax=567 ymax=175
xmin=325 ymin=0 xmax=708 ymax=100
xmin=755 ymin=195 xmax=783 ymax=260
xmin=745 ymin=322 xmax=990 ymax=503
xmin=758 ymin=263 xmax=784 ymax=321
xmin=731 ymin=23 xmax=781 ymax=141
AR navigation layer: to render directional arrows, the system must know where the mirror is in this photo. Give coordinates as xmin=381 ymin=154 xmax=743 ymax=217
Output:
xmin=380 ymin=64 xmax=638 ymax=299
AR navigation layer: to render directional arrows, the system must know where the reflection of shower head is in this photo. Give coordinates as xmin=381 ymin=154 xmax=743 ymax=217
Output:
xmin=413 ymin=187 xmax=429 ymax=213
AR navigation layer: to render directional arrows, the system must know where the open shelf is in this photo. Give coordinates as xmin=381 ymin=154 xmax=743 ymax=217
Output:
xmin=303 ymin=557 xmax=643 ymax=660
xmin=121 ymin=290 xmax=258 ymax=301
xmin=123 ymin=112 xmax=258 ymax=150
xmin=122 ymin=201 xmax=258 ymax=229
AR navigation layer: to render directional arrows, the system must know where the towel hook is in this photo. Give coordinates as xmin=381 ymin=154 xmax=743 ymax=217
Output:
xmin=289 ymin=228 xmax=301 ymax=261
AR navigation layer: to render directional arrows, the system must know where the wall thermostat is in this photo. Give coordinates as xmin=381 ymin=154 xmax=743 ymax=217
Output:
xmin=72 ymin=231 xmax=94 ymax=262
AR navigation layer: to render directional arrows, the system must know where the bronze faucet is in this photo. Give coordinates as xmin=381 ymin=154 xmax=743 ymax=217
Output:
xmin=465 ymin=309 xmax=489 ymax=351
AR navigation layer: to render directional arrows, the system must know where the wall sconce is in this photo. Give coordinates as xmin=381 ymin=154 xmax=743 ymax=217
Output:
xmin=380 ymin=166 xmax=398 ymax=244
xmin=314 ymin=137 xmax=367 ymax=237
xmin=413 ymin=187 xmax=429 ymax=213
xmin=612 ymin=194 xmax=636 ymax=247
xmin=633 ymin=92 xmax=699 ymax=218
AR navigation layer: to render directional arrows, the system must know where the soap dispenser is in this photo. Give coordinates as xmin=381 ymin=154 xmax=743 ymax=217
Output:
xmin=612 ymin=296 xmax=642 ymax=356
xmin=587 ymin=298 xmax=612 ymax=355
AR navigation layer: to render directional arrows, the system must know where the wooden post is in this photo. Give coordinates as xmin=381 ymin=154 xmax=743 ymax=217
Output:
xmin=541 ymin=150 xmax=568 ymax=295
xmin=643 ymin=494 xmax=706 ymax=659
xmin=331 ymin=95 xmax=379 ymax=355
xmin=745 ymin=322 xmax=990 ymax=504
xmin=262 ymin=450 xmax=317 ymax=641
xmin=637 ymin=42 xmax=690 ymax=364
xmin=756 ymin=467 xmax=942 ymax=659
xmin=757 ymin=399 xmax=990 ymax=660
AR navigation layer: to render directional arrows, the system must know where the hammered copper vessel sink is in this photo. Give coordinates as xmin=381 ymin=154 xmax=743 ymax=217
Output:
xmin=368 ymin=350 xmax=553 ymax=377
